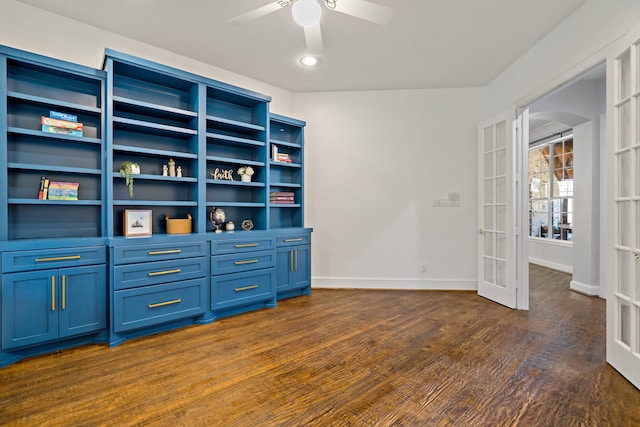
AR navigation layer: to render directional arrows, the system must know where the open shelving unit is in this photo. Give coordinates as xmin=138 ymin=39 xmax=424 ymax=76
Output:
xmin=268 ymin=113 xmax=305 ymax=229
xmin=1 ymin=48 xmax=106 ymax=240
xmin=205 ymin=86 xmax=269 ymax=231
xmin=104 ymin=52 xmax=201 ymax=237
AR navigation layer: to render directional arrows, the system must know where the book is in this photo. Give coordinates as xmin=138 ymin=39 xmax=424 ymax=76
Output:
xmin=270 ymin=195 xmax=295 ymax=201
xmin=270 ymin=191 xmax=295 ymax=197
xmin=271 ymin=144 xmax=278 ymax=161
xmin=50 ymin=111 xmax=77 ymax=122
xmin=47 ymin=181 xmax=79 ymax=200
xmin=41 ymin=116 xmax=83 ymax=131
xmin=38 ymin=176 xmax=46 ymax=200
xmin=41 ymin=125 xmax=83 ymax=137
xmin=270 ymin=199 xmax=295 ymax=204
xmin=42 ymin=179 xmax=50 ymax=200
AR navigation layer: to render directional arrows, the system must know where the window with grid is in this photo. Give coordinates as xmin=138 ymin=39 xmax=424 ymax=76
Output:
xmin=528 ymin=133 xmax=574 ymax=241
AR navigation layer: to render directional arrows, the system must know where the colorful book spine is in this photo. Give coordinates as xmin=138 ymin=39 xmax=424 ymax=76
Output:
xmin=42 ymin=178 xmax=50 ymax=200
xmin=41 ymin=116 xmax=83 ymax=130
xmin=41 ymin=125 xmax=83 ymax=137
xmin=270 ymin=192 xmax=295 ymax=197
xmin=49 ymin=111 xmax=77 ymax=122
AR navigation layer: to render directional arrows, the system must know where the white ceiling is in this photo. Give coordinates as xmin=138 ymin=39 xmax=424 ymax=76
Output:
xmin=17 ymin=0 xmax=587 ymax=92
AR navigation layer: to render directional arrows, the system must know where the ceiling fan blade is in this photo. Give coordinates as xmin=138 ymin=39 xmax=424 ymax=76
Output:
xmin=228 ymin=2 xmax=283 ymax=25
xmin=304 ymin=22 xmax=324 ymax=54
xmin=333 ymin=0 xmax=393 ymax=25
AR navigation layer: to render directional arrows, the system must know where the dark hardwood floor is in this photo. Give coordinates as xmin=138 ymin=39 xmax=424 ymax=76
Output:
xmin=1 ymin=264 xmax=639 ymax=426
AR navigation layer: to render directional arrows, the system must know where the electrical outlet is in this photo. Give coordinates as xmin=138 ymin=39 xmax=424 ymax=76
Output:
xmin=420 ymin=263 xmax=427 ymax=273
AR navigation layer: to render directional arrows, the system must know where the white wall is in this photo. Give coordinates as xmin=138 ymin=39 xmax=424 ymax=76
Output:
xmin=296 ymin=88 xmax=486 ymax=289
xmin=528 ymin=239 xmax=573 ymax=273
xmin=0 ymin=0 xmax=296 ymax=116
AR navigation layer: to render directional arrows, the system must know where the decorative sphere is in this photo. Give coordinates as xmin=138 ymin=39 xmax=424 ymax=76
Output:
xmin=209 ymin=208 xmax=226 ymax=229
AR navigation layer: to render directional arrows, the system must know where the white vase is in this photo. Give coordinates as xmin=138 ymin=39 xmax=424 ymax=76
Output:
xmin=241 ymin=174 xmax=251 ymax=182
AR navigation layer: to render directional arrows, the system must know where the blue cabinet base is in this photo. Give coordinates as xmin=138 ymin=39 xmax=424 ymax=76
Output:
xmin=277 ymin=286 xmax=312 ymax=301
xmin=212 ymin=299 xmax=278 ymax=321
xmin=108 ymin=313 xmax=215 ymax=348
xmin=0 ymin=331 xmax=107 ymax=368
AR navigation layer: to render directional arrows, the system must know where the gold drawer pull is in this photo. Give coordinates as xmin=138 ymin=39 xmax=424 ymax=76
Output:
xmin=148 ymin=268 xmax=181 ymax=276
xmin=284 ymin=238 xmax=303 ymax=242
xmin=36 ymin=255 xmax=81 ymax=262
xmin=234 ymin=259 xmax=258 ymax=265
xmin=234 ymin=243 xmax=258 ymax=248
xmin=148 ymin=299 xmax=182 ymax=308
xmin=234 ymin=284 xmax=258 ymax=292
xmin=148 ymin=249 xmax=182 ymax=255
xmin=62 ymin=275 xmax=66 ymax=310
xmin=51 ymin=276 xmax=56 ymax=312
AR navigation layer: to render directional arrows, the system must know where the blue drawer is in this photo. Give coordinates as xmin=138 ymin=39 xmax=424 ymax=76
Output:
xmin=113 ymin=257 xmax=208 ymax=290
xmin=211 ymin=268 xmax=275 ymax=310
xmin=113 ymin=278 xmax=207 ymax=332
xmin=2 ymin=246 xmax=106 ymax=273
xmin=211 ymin=236 xmax=275 ymax=255
xmin=113 ymin=241 xmax=208 ymax=265
xmin=211 ymin=251 xmax=275 ymax=276
xmin=275 ymin=232 xmax=311 ymax=247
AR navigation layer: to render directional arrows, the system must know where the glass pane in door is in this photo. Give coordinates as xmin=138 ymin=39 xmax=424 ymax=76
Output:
xmin=620 ymin=300 xmax=631 ymax=346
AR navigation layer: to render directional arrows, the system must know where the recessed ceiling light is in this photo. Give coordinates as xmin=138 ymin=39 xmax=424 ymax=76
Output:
xmin=300 ymin=56 xmax=318 ymax=67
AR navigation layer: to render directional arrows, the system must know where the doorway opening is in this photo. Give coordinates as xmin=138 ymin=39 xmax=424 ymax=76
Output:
xmin=524 ymin=61 xmax=606 ymax=300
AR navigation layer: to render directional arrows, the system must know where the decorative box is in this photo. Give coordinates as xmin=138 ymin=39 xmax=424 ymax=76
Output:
xmin=165 ymin=213 xmax=192 ymax=234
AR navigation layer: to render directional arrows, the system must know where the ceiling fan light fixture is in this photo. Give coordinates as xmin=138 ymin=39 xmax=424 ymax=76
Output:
xmin=292 ymin=0 xmax=321 ymax=27
xmin=300 ymin=55 xmax=319 ymax=67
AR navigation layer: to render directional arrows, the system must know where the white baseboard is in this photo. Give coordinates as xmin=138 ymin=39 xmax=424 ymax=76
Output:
xmin=529 ymin=257 xmax=572 ymax=274
xmin=311 ymin=276 xmax=477 ymax=291
xmin=570 ymin=279 xmax=600 ymax=296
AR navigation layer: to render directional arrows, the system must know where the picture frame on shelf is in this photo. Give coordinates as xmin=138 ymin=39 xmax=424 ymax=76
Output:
xmin=124 ymin=209 xmax=152 ymax=237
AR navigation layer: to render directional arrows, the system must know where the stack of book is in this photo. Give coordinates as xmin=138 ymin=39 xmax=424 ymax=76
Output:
xmin=271 ymin=145 xmax=292 ymax=163
xmin=38 ymin=176 xmax=79 ymax=200
xmin=270 ymin=191 xmax=295 ymax=204
xmin=47 ymin=182 xmax=80 ymax=200
xmin=41 ymin=111 xmax=83 ymax=137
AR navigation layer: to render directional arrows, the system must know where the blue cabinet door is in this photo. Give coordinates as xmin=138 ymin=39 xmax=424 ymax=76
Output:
xmin=2 ymin=265 xmax=107 ymax=349
xmin=291 ymin=245 xmax=311 ymax=289
xmin=275 ymin=245 xmax=310 ymax=292
xmin=275 ymin=247 xmax=293 ymax=291
xmin=2 ymin=269 xmax=58 ymax=350
xmin=58 ymin=265 xmax=107 ymax=338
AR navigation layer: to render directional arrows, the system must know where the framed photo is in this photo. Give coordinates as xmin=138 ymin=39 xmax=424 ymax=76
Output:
xmin=124 ymin=209 xmax=152 ymax=237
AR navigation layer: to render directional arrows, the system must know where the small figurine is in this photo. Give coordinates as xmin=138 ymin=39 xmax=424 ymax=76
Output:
xmin=176 ymin=166 xmax=183 ymax=178
xmin=162 ymin=164 xmax=168 ymax=176
xmin=169 ymin=158 xmax=176 ymax=177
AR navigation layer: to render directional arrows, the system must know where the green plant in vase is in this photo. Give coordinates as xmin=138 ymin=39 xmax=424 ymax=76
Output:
xmin=119 ymin=161 xmax=140 ymax=197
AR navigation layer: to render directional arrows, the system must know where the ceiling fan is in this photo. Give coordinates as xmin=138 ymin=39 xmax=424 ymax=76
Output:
xmin=228 ymin=0 xmax=394 ymax=55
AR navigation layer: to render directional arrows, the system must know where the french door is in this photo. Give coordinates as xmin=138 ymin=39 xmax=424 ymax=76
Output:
xmin=606 ymin=22 xmax=640 ymax=389
xmin=477 ymin=111 xmax=526 ymax=309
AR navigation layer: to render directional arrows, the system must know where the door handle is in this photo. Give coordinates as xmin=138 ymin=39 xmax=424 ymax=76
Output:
xmin=478 ymin=228 xmax=485 ymax=235
xmin=51 ymin=276 xmax=56 ymax=312
xmin=61 ymin=275 xmax=66 ymax=310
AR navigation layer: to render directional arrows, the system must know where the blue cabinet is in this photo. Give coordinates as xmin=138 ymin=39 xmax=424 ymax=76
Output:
xmin=109 ymin=237 xmax=209 ymax=346
xmin=2 ymin=264 xmax=106 ymax=350
xmin=275 ymin=230 xmax=312 ymax=300
xmin=210 ymin=232 xmax=277 ymax=318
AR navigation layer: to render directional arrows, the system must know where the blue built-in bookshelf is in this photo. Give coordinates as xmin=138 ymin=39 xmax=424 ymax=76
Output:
xmin=0 ymin=45 xmax=311 ymax=366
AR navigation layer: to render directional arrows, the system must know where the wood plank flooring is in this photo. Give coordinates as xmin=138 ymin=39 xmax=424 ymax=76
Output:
xmin=1 ymin=264 xmax=639 ymax=426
